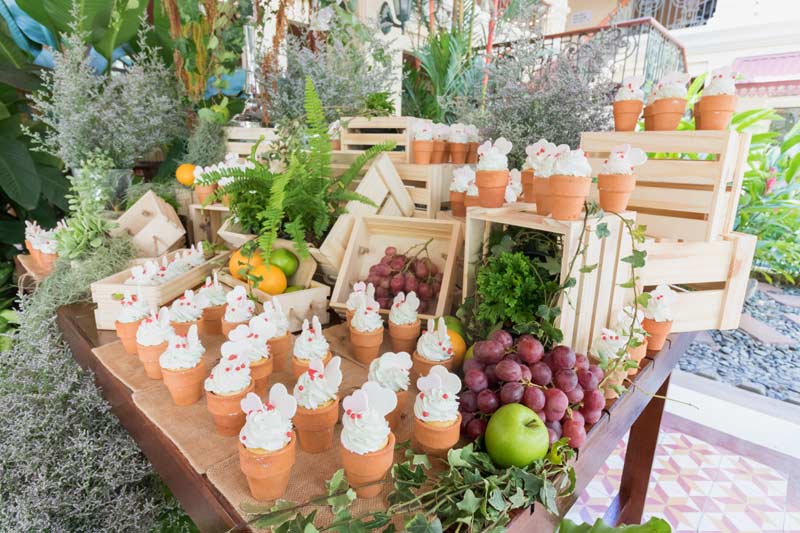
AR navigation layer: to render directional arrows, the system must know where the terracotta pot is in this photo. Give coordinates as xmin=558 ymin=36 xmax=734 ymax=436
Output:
xmin=39 ymin=252 xmax=58 ymax=274
xmin=331 ymin=139 xmax=341 ymax=150
xmin=412 ymin=413 xmax=461 ymax=457
xmin=642 ymin=318 xmax=673 ymax=352
xmin=613 ymin=100 xmax=644 ymax=131
xmin=239 ymin=436 xmax=296 ymax=501
xmin=293 ymin=397 xmax=339 ymax=453
xmin=115 ymin=320 xmax=141 ymax=355
xmin=291 ymin=351 xmax=332 ymax=379
xmin=195 ymin=184 xmax=217 ymax=205
xmin=411 ymin=350 xmax=454 ymax=380
xmin=386 ymin=389 xmax=409 ymax=433
xmin=25 ymin=240 xmax=41 ymax=268
xmin=388 ymin=319 xmax=421 ymax=354
xmin=643 ymin=105 xmax=654 ymax=131
xmin=532 ymin=176 xmax=551 ymax=215
xmin=349 ymin=326 xmax=384 ymax=365
xmin=603 ymin=369 xmax=627 ymax=400
xmin=449 ymin=191 xmax=466 ymax=217
xmin=137 ymin=341 xmax=167 ymax=379
xmin=206 ymin=380 xmax=255 ymax=436
xmin=651 ymin=98 xmax=686 ymax=131
xmin=696 ymin=94 xmax=737 ymax=130
xmin=251 ymin=356 xmax=274 ymax=397
xmin=627 ymin=338 xmax=648 ymax=376
xmin=466 ymin=142 xmax=479 ymax=164
xmin=448 ymin=142 xmax=468 ymax=164
xmin=548 ymin=174 xmax=591 ymax=220
xmin=431 ymin=140 xmax=446 ymax=164
xmin=475 ymin=169 xmax=509 ymax=208
xmin=521 ymin=169 xmax=535 ymax=203
xmin=268 ymin=332 xmax=292 ymax=373
xmin=597 ymin=173 xmax=636 ymax=213
xmin=221 ymin=318 xmax=248 ymax=338
xmin=412 ymin=140 xmax=433 ymax=164
xmin=171 ymin=320 xmax=198 ymax=337
xmin=199 ymin=304 xmax=226 ymax=336
xmin=340 ymin=432 xmax=395 ymax=498
xmin=162 ymin=360 xmax=207 ymax=405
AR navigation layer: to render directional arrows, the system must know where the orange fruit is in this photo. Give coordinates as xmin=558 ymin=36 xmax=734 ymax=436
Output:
xmin=447 ymin=329 xmax=467 ymax=368
xmin=176 ymin=163 xmax=196 ymax=186
xmin=228 ymin=248 xmax=264 ymax=280
xmin=248 ymin=264 xmax=287 ymax=295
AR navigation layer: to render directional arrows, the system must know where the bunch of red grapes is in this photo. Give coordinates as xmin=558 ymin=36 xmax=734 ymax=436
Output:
xmin=364 ymin=246 xmax=444 ymax=314
xmin=460 ymin=330 xmax=607 ymax=449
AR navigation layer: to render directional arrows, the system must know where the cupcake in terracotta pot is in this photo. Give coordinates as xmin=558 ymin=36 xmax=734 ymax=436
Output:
xmin=412 ymin=317 xmax=455 ymax=379
xmin=227 ymin=317 xmax=277 ymax=396
xmin=238 ymin=386 xmax=297 ymax=501
xmin=642 ymin=284 xmax=676 ymax=352
xmin=329 ymin=120 xmax=342 ymax=150
xmin=448 ymin=166 xmax=473 ymax=217
xmin=548 ymin=146 xmax=593 ymax=221
xmin=368 ymin=351 xmax=412 ymax=432
xmin=591 ymin=327 xmax=628 ymax=400
xmin=696 ymin=66 xmax=738 ymax=130
xmin=259 ymin=300 xmax=292 ymax=373
xmin=475 ymin=138 xmax=512 ymax=208
xmin=465 ymin=124 xmax=481 ymax=164
xmin=115 ymin=290 xmax=150 ymax=355
xmin=614 ymin=305 xmax=648 ymax=376
xmin=340 ymin=381 xmax=397 ymax=498
xmin=613 ymin=76 xmax=645 ymax=131
xmin=411 ymin=120 xmax=434 ymax=165
xmin=431 ymin=123 xmax=450 ymax=164
xmin=291 ymin=316 xmax=331 ymax=378
xmin=447 ymin=123 xmax=469 ymax=164
xmin=222 ymin=285 xmax=256 ymax=337
xmin=522 ymin=139 xmax=557 ymax=214
xmin=136 ymin=307 xmax=174 ymax=379
xmin=349 ymin=303 xmax=384 ymax=365
xmin=504 ymin=169 xmax=523 ymax=205
xmin=345 ymin=281 xmax=377 ymax=327
xmin=160 ymin=325 xmax=207 ymax=405
xmin=412 ymin=365 xmax=462 ymax=457
xmin=169 ymin=289 xmax=202 ymax=337
xmin=651 ymin=72 xmax=689 ymax=131
xmin=197 ymin=273 xmax=227 ymax=336
xmin=205 ymin=352 xmax=254 ymax=436
xmin=292 ymin=356 xmax=342 ymax=453
xmin=388 ymin=291 xmax=421 ymax=353
xmin=597 ymin=144 xmax=647 ymax=213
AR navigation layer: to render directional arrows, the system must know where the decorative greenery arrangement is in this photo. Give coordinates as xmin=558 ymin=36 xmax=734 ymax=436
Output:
xmin=185 ymin=112 xmax=228 ymax=168
xmin=558 ymin=517 xmax=673 ymax=532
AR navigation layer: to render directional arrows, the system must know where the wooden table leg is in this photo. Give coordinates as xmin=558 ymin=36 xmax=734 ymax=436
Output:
xmin=605 ymin=373 xmax=671 ymax=526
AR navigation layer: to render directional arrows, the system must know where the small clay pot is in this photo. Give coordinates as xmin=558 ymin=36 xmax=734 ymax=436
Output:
xmin=603 ymin=369 xmax=627 ymax=400
xmin=412 ymin=140 xmax=433 ymax=164
xmin=643 ymin=105 xmax=654 ymax=131
xmin=411 ymin=350 xmax=454 ymax=380
xmin=162 ymin=360 xmax=207 ymax=405
xmin=291 ymin=351 xmax=332 ymax=379
xmin=331 ymin=139 xmax=342 ymax=150
xmin=532 ymin=176 xmax=551 ymax=215
xmin=137 ymin=341 xmax=167 ymax=379
xmin=651 ymin=98 xmax=686 ymax=131
xmin=195 ymin=184 xmax=218 ymax=205
xmin=388 ymin=319 xmax=421 ymax=354
xmin=642 ymin=318 xmax=673 ymax=352
xmin=466 ymin=142 xmax=479 ymax=164
xmin=171 ymin=320 xmax=198 ymax=338
xmin=548 ymin=174 xmax=591 ymax=220
xmin=199 ymin=304 xmax=226 ymax=336
xmin=39 ymin=252 xmax=58 ymax=274
xmin=696 ymin=94 xmax=737 ymax=130
xmin=431 ymin=140 xmax=446 ymax=164
xmin=412 ymin=413 xmax=461 ymax=457
xmin=250 ymin=356 xmax=274 ymax=398
xmin=340 ymin=432 xmax=395 ymax=498
xmin=206 ymin=380 xmax=255 ymax=436
xmin=386 ymin=389 xmax=409 ymax=433
xmin=293 ymin=398 xmax=340 ymax=453
xmin=349 ymin=326 xmax=384 ymax=365
xmin=475 ymin=169 xmax=509 ymax=208
xmin=239 ymin=436 xmax=296 ymax=501
xmin=448 ymin=142 xmax=469 ymax=164
xmin=449 ymin=190 xmax=466 ymax=217
xmin=221 ymin=318 xmax=248 ymax=338
xmin=521 ymin=169 xmax=535 ymax=203
xmin=613 ymin=100 xmax=644 ymax=131
xmin=25 ymin=240 xmax=41 ymax=268
xmin=597 ymin=173 xmax=636 ymax=213
xmin=115 ymin=320 xmax=141 ymax=355
xmin=627 ymin=339 xmax=648 ymax=376
xmin=268 ymin=332 xmax=292 ymax=373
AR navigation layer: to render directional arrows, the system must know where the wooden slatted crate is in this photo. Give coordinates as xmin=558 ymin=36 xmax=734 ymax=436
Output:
xmin=189 ymin=203 xmax=229 ymax=245
xmin=112 ymin=190 xmax=185 ymax=257
xmin=580 ymin=130 xmax=750 ymax=242
xmin=463 ymin=205 xmax=635 ymax=355
xmin=340 ymin=116 xmax=414 ymax=163
xmin=224 ymin=126 xmax=277 ymax=158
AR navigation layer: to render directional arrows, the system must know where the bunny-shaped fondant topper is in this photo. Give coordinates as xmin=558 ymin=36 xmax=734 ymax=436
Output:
xmin=248 ymin=315 xmax=279 ymax=340
xmin=241 ymin=384 xmax=297 ymax=420
xmin=226 ymin=285 xmax=248 ymax=305
xmin=169 ymin=324 xmax=200 ymax=351
xmin=379 ymin=351 xmax=413 ymax=371
xmin=157 ymin=306 xmax=171 ymax=326
xmin=344 ymin=381 xmax=397 ymax=419
xmin=661 ymin=71 xmax=690 ymax=86
xmin=416 ymin=365 xmax=462 ymax=397
xmin=602 ymin=144 xmax=647 ymax=175
xmin=307 ymin=356 xmax=343 ymax=388
xmin=477 ymin=137 xmax=513 ymax=158
xmin=393 ymin=291 xmax=419 ymax=310
xmin=705 ymin=65 xmax=737 ymax=95
xmin=621 ymin=75 xmax=644 ymax=92
xmin=436 ymin=317 xmax=450 ymax=343
xmin=553 ymin=147 xmax=592 ymax=178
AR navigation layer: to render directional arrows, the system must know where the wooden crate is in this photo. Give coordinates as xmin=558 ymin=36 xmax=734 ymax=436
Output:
xmin=639 ymin=232 xmax=756 ymax=332
xmin=330 ymin=215 xmax=463 ymax=321
xmin=463 ymin=205 xmax=635 ymax=355
xmin=189 ymin=203 xmax=229 ymax=245
xmin=90 ymin=250 xmax=230 ymax=330
xmin=581 ymin=130 xmax=751 ymax=242
xmin=340 ymin=116 xmax=414 ymax=163
xmin=224 ymin=126 xmax=277 ymax=158
xmin=112 ymin=190 xmax=185 ymax=257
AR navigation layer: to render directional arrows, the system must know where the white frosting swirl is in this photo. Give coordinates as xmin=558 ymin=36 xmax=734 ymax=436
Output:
xmin=117 ymin=291 xmax=150 ymax=323
xmin=170 ymin=290 xmax=202 ymax=323
xmin=160 ymin=326 xmax=205 ymax=370
xmin=293 ymin=357 xmax=342 ymax=409
xmin=654 ymin=72 xmax=689 ymax=99
xmin=599 ymin=144 xmax=647 ymax=175
xmin=524 ymin=140 xmax=557 ymax=174
xmin=341 ymin=409 xmax=390 ymax=455
xmin=414 ymin=366 xmax=460 ymax=423
xmin=293 ymin=316 xmax=329 ymax=361
xmin=645 ymin=284 xmax=676 ymax=322
xmin=351 ymin=303 xmax=383 ymax=333
xmin=260 ymin=299 xmax=289 ymax=336
xmin=136 ymin=308 xmax=174 ymax=346
xmin=239 ymin=388 xmax=296 ymax=452
xmin=228 ymin=317 xmax=276 ymax=362
xmin=615 ymin=76 xmax=645 ymax=102
xmin=413 ymin=119 xmax=433 ymax=141
xmin=185 ymin=243 xmax=205 ymax=267
xmin=552 ymin=148 xmax=592 ymax=177
xmin=198 ymin=274 xmax=226 ymax=307
xmin=415 ymin=318 xmax=453 ymax=362
xmin=368 ymin=352 xmax=411 ymax=393
xmin=389 ymin=291 xmax=419 ymax=325
xmin=704 ymin=66 xmax=737 ymax=96
xmin=204 ymin=353 xmax=251 ymax=395
xmin=224 ymin=286 xmax=255 ymax=323
xmin=450 ymin=165 xmax=475 ymax=193
xmin=466 ymin=182 xmax=479 ymax=197
xmin=591 ymin=327 xmax=627 ymax=361
xmin=433 ymin=123 xmax=450 ymax=141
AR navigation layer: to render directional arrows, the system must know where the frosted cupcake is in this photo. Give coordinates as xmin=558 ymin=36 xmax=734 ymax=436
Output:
xmin=205 ymin=352 xmax=254 ymax=436
xmin=591 ymin=327 xmax=628 ymax=400
xmin=291 ymin=316 xmax=331 ymax=378
xmin=345 ymin=281 xmax=377 ymax=326
xmin=115 ymin=290 xmax=150 ymax=355
xmin=340 ymin=381 xmax=397 ymax=498
xmin=222 ymin=285 xmax=255 ymax=336
xmin=160 ymin=325 xmax=207 ymax=405
xmin=597 ymin=144 xmax=647 ymax=213
xmin=197 ymin=273 xmax=227 ymax=335
xmin=523 ymin=139 xmax=557 ymax=213
xmin=259 ymin=300 xmax=292 ymax=373
xmin=475 ymin=138 xmax=512 ymax=208
xmin=447 ymin=123 xmax=469 ymax=164
xmin=238 ymin=386 xmax=297 ymax=501
xmin=696 ymin=66 xmax=738 ymax=130
xmin=642 ymin=284 xmax=676 ymax=351
xmin=349 ymin=302 xmax=384 ymax=365
xmin=465 ymin=124 xmax=481 ymax=164
xmin=135 ymin=307 xmax=174 ymax=379
xmin=613 ymin=75 xmax=645 ymax=131
xmin=185 ymin=242 xmax=206 ymax=267
xmin=368 ymin=351 xmax=412 ymax=432
xmin=292 ymin=357 xmax=342 ymax=453
xmin=651 ymin=71 xmax=689 ymax=131
xmin=227 ymin=315 xmax=277 ymax=396
xmin=388 ymin=291 xmax=421 ymax=353
xmin=170 ymin=289 xmax=202 ymax=337
xmin=412 ymin=317 xmax=454 ymax=378
xmin=549 ymin=147 xmax=593 ymax=221
xmin=411 ymin=119 xmax=434 ymax=164
xmin=432 ymin=123 xmax=450 ymax=164
xmin=505 ymin=169 xmax=522 ymax=204
xmin=412 ymin=365 xmax=461 ymax=457
xmin=449 ymin=165 xmax=474 ymax=217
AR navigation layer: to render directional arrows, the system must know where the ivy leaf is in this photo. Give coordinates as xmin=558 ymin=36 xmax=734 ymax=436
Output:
xmin=447 ymin=444 xmax=473 ymax=468
xmin=514 ymin=468 xmax=544 ymax=495
xmin=488 ymin=488 xmax=506 ymax=511
xmin=563 ymin=277 xmax=577 ymax=289
xmin=579 ymin=263 xmax=598 ymax=274
xmin=636 ymin=292 xmax=652 ymax=307
xmin=456 ymin=488 xmax=482 ymax=514
xmin=490 ymin=235 xmax=515 ymax=256
xmin=618 ymin=278 xmax=636 ymax=289
xmin=541 ymin=255 xmax=562 ymax=275
xmin=595 ymin=222 xmax=610 ymax=239
xmin=411 ymin=454 xmax=431 ymax=468
xmin=509 ymin=486 xmax=528 ymax=508
xmin=539 ymin=481 xmax=558 ymax=514
xmin=406 ymin=514 xmax=443 ymax=533
xmin=621 ymin=249 xmax=647 ymax=268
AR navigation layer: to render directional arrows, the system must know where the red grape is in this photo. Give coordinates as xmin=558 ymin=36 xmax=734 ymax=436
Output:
xmin=581 ymin=407 xmax=602 ymax=425
xmin=464 ymin=369 xmax=488 ymax=393
xmin=465 ymin=418 xmax=488 ymax=440
xmin=565 ymin=386 xmax=584 ymax=404
xmin=375 ymin=264 xmax=391 ymax=277
xmin=500 ymin=382 xmax=524 ymax=404
xmin=379 ymin=278 xmax=390 ymax=290
xmin=520 ymin=364 xmax=532 ymax=382
xmin=432 ymin=281 xmax=442 ymax=294
xmin=522 ymin=387 xmax=546 ymax=411
xmin=385 ymin=246 xmax=397 ymax=256
xmin=474 ymin=340 xmax=504 ymax=364
xmin=546 ymin=419 xmax=562 ymax=435
xmin=577 ymin=369 xmax=599 ymax=390
xmin=417 ymin=282 xmax=432 ymax=299
xmin=516 ymin=335 xmax=545 ymax=364
xmin=589 ymin=364 xmax=604 ymax=383
xmin=379 ymin=255 xmax=392 ymax=265
xmin=583 ymin=389 xmax=605 ymax=411
xmin=530 ymin=362 xmax=552 ymax=386
xmin=484 ymin=364 xmax=498 ymax=387
xmin=377 ymin=297 xmax=391 ymax=309
xmin=477 ymin=389 xmax=499 ymax=414
xmin=574 ymin=353 xmax=589 ymax=371
xmin=548 ymin=427 xmax=560 ymax=444
xmin=390 ymin=274 xmax=404 ymax=294
xmin=459 ymin=390 xmax=478 ymax=412
xmin=489 ymin=330 xmax=514 ymax=350
xmin=429 ymin=262 xmax=438 ymax=276
xmin=566 ymin=410 xmax=585 ymax=425
xmin=414 ymin=261 xmax=429 ymax=278
xmin=563 ymin=420 xmax=586 ymax=448
xmin=535 ymin=410 xmax=547 ymax=422
xmin=544 ymin=388 xmax=568 ymax=413
xmin=551 ymin=345 xmax=576 ymax=369
xmin=554 ymin=369 xmax=578 ymax=392
xmin=460 ymin=411 xmax=474 ymax=432
xmin=404 ymin=275 xmax=418 ymax=293
xmin=390 ymin=257 xmax=404 ymax=270
xmin=495 ymin=359 xmax=522 ymax=382
xmin=375 ymin=286 xmax=389 ymax=299
xmin=463 ymin=358 xmax=485 ymax=374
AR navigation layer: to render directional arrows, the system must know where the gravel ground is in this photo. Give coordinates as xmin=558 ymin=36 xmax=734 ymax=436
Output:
xmin=678 ymin=284 xmax=800 ymax=402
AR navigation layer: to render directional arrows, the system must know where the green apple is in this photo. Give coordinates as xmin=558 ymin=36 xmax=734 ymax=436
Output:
xmin=485 ymin=404 xmax=549 ymax=467
xmin=443 ymin=316 xmax=465 ymax=338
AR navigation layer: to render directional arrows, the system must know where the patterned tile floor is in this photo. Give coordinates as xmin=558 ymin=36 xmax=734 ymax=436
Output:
xmin=566 ymin=426 xmax=800 ymax=532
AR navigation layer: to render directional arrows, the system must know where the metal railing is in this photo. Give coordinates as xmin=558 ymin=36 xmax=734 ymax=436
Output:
xmin=609 ymin=0 xmax=718 ymax=30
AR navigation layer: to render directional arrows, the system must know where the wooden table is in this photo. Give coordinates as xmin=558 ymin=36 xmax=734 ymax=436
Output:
xmin=57 ymin=302 xmax=693 ymax=532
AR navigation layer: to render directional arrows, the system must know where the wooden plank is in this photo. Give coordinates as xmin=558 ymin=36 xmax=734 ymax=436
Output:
xmin=341 ymin=133 xmax=409 ymax=146
xmin=587 ymin=157 xmax=723 ymax=186
xmin=717 ymin=232 xmax=757 ymax=330
xmin=635 ymin=213 xmax=709 ymax=242
xmin=722 ymin=132 xmax=751 ymax=234
xmin=663 ymin=289 xmax=725 ymax=332
xmin=640 ymin=239 xmax=734 ymax=285
xmin=342 ymin=116 xmax=412 ymax=129
xmin=581 ymin=130 xmax=735 ymax=155
xmin=571 ymin=218 xmax=602 ymax=353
